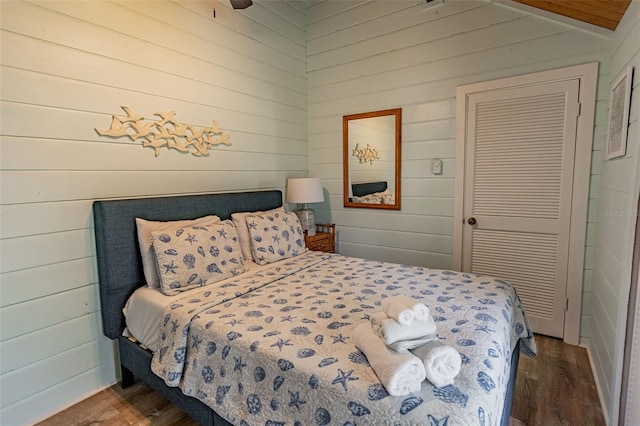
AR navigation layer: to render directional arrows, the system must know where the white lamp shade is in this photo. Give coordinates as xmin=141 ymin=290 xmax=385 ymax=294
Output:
xmin=286 ymin=178 xmax=324 ymax=204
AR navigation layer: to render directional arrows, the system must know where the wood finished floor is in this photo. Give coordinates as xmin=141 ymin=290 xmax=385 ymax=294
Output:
xmin=512 ymin=334 xmax=605 ymax=425
xmin=36 ymin=334 xmax=605 ymax=426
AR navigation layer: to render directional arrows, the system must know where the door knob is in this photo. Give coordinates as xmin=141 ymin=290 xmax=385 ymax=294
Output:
xmin=467 ymin=217 xmax=477 ymax=225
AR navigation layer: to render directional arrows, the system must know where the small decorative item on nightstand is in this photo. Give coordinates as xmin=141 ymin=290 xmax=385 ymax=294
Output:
xmin=304 ymin=224 xmax=335 ymax=253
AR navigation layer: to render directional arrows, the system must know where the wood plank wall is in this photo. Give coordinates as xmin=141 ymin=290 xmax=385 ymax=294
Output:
xmin=590 ymin=1 xmax=640 ymax=423
xmin=305 ymin=0 xmax=611 ymax=344
xmin=0 ymin=1 xmax=306 ymax=424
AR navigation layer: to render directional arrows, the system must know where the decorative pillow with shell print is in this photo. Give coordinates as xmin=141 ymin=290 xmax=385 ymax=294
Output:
xmin=136 ymin=215 xmax=221 ymax=289
xmin=245 ymin=211 xmax=307 ymax=265
xmin=151 ymin=219 xmax=247 ymax=295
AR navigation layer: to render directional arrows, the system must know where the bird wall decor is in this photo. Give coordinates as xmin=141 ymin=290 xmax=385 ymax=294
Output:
xmin=95 ymin=106 xmax=230 ymax=157
xmin=352 ymin=143 xmax=380 ymax=164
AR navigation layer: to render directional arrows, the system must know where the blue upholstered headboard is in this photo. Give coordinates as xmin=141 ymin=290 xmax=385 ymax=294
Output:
xmin=93 ymin=190 xmax=283 ymax=339
xmin=351 ymin=181 xmax=387 ymax=197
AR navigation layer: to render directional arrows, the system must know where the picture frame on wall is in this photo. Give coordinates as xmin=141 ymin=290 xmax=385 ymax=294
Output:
xmin=606 ymin=66 xmax=633 ymax=160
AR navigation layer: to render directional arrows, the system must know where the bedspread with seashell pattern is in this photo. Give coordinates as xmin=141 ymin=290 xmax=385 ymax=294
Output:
xmin=151 ymin=251 xmax=536 ymax=426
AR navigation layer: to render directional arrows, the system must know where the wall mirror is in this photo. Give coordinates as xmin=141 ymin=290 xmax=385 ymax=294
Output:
xmin=343 ymin=108 xmax=401 ymax=210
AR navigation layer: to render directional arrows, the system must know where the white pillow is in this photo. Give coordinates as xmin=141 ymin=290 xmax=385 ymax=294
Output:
xmin=245 ymin=211 xmax=307 ymax=265
xmin=151 ymin=220 xmax=246 ymax=296
xmin=231 ymin=207 xmax=284 ymax=262
xmin=136 ymin=215 xmax=220 ymax=288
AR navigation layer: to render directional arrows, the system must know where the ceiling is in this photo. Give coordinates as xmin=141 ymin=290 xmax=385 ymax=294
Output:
xmin=512 ymin=0 xmax=631 ymax=30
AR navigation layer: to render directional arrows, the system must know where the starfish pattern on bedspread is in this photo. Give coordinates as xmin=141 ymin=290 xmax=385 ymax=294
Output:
xmin=151 ymin=251 xmax=536 ymax=425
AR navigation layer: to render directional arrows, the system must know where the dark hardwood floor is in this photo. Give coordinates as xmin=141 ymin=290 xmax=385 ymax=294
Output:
xmin=35 ymin=378 xmax=198 ymax=426
xmin=512 ymin=334 xmax=606 ymax=425
xmin=36 ymin=334 xmax=605 ymax=426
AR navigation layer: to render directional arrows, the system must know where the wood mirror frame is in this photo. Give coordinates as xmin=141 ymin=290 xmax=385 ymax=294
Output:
xmin=343 ymin=108 xmax=401 ymax=210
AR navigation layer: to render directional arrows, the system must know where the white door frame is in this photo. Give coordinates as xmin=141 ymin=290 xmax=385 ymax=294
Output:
xmin=453 ymin=62 xmax=598 ymax=345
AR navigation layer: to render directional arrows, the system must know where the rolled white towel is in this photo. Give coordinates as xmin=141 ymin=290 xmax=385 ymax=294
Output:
xmin=410 ymin=339 xmax=462 ymax=388
xmin=353 ymin=321 xmax=426 ymax=396
xmin=370 ymin=311 xmax=437 ymax=345
xmin=381 ymin=298 xmax=415 ymax=325
xmin=395 ymin=295 xmax=431 ymax=322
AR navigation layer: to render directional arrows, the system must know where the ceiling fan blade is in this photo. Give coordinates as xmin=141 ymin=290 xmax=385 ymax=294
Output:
xmin=230 ymin=0 xmax=252 ymax=9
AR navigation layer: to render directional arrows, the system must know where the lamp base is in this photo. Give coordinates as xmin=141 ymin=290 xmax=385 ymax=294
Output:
xmin=295 ymin=208 xmax=316 ymax=236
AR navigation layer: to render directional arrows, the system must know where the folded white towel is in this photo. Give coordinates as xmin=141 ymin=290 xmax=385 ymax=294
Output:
xmin=353 ymin=321 xmax=426 ymax=396
xmin=410 ymin=339 xmax=462 ymax=388
xmin=381 ymin=298 xmax=415 ymax=325
xmin=395 ymin=295 xmax=431 ymax=322
xmin=370 ymin=311 xmax=437 ymax=345
xmin=387 ymin=334 xmax=438 ymax=353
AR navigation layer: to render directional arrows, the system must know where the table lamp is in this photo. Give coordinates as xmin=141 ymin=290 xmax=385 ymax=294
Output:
xmin=286 ymin=178 xmax=324 ymax=236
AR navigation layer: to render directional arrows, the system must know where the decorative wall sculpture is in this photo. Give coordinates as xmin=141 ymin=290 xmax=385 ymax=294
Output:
xmin=352 ymin=143 xmax=380 ymax=164
xmin=95 ymin=106 xmax=230 ymax=157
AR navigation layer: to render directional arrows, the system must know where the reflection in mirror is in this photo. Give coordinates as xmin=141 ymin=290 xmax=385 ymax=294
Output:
xmin=343 ymin=108 xmax=401 ymax=210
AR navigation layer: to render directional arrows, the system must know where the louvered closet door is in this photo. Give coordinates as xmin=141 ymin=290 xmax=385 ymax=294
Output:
xmin=462 ymin=80 xmax=580 ymax=338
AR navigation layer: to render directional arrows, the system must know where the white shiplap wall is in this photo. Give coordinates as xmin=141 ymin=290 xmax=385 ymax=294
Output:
xmin=591 ymin=1 xmax=640 ymax=423
xmin=306 ymin=0 xmax=610 ymax=345
xmin=0 ymin=1 xmax=306 ymax=424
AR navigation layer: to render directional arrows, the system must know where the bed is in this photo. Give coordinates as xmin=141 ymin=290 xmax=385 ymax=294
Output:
xmin=93 ymin=190 xmax=535 ymax=426
xmin=350 ymin=181 xmax=394 ymax=204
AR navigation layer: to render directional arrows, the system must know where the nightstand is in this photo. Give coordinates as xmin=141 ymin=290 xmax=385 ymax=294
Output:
xmin=304 ymin=223 xmax=336 ymax=253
